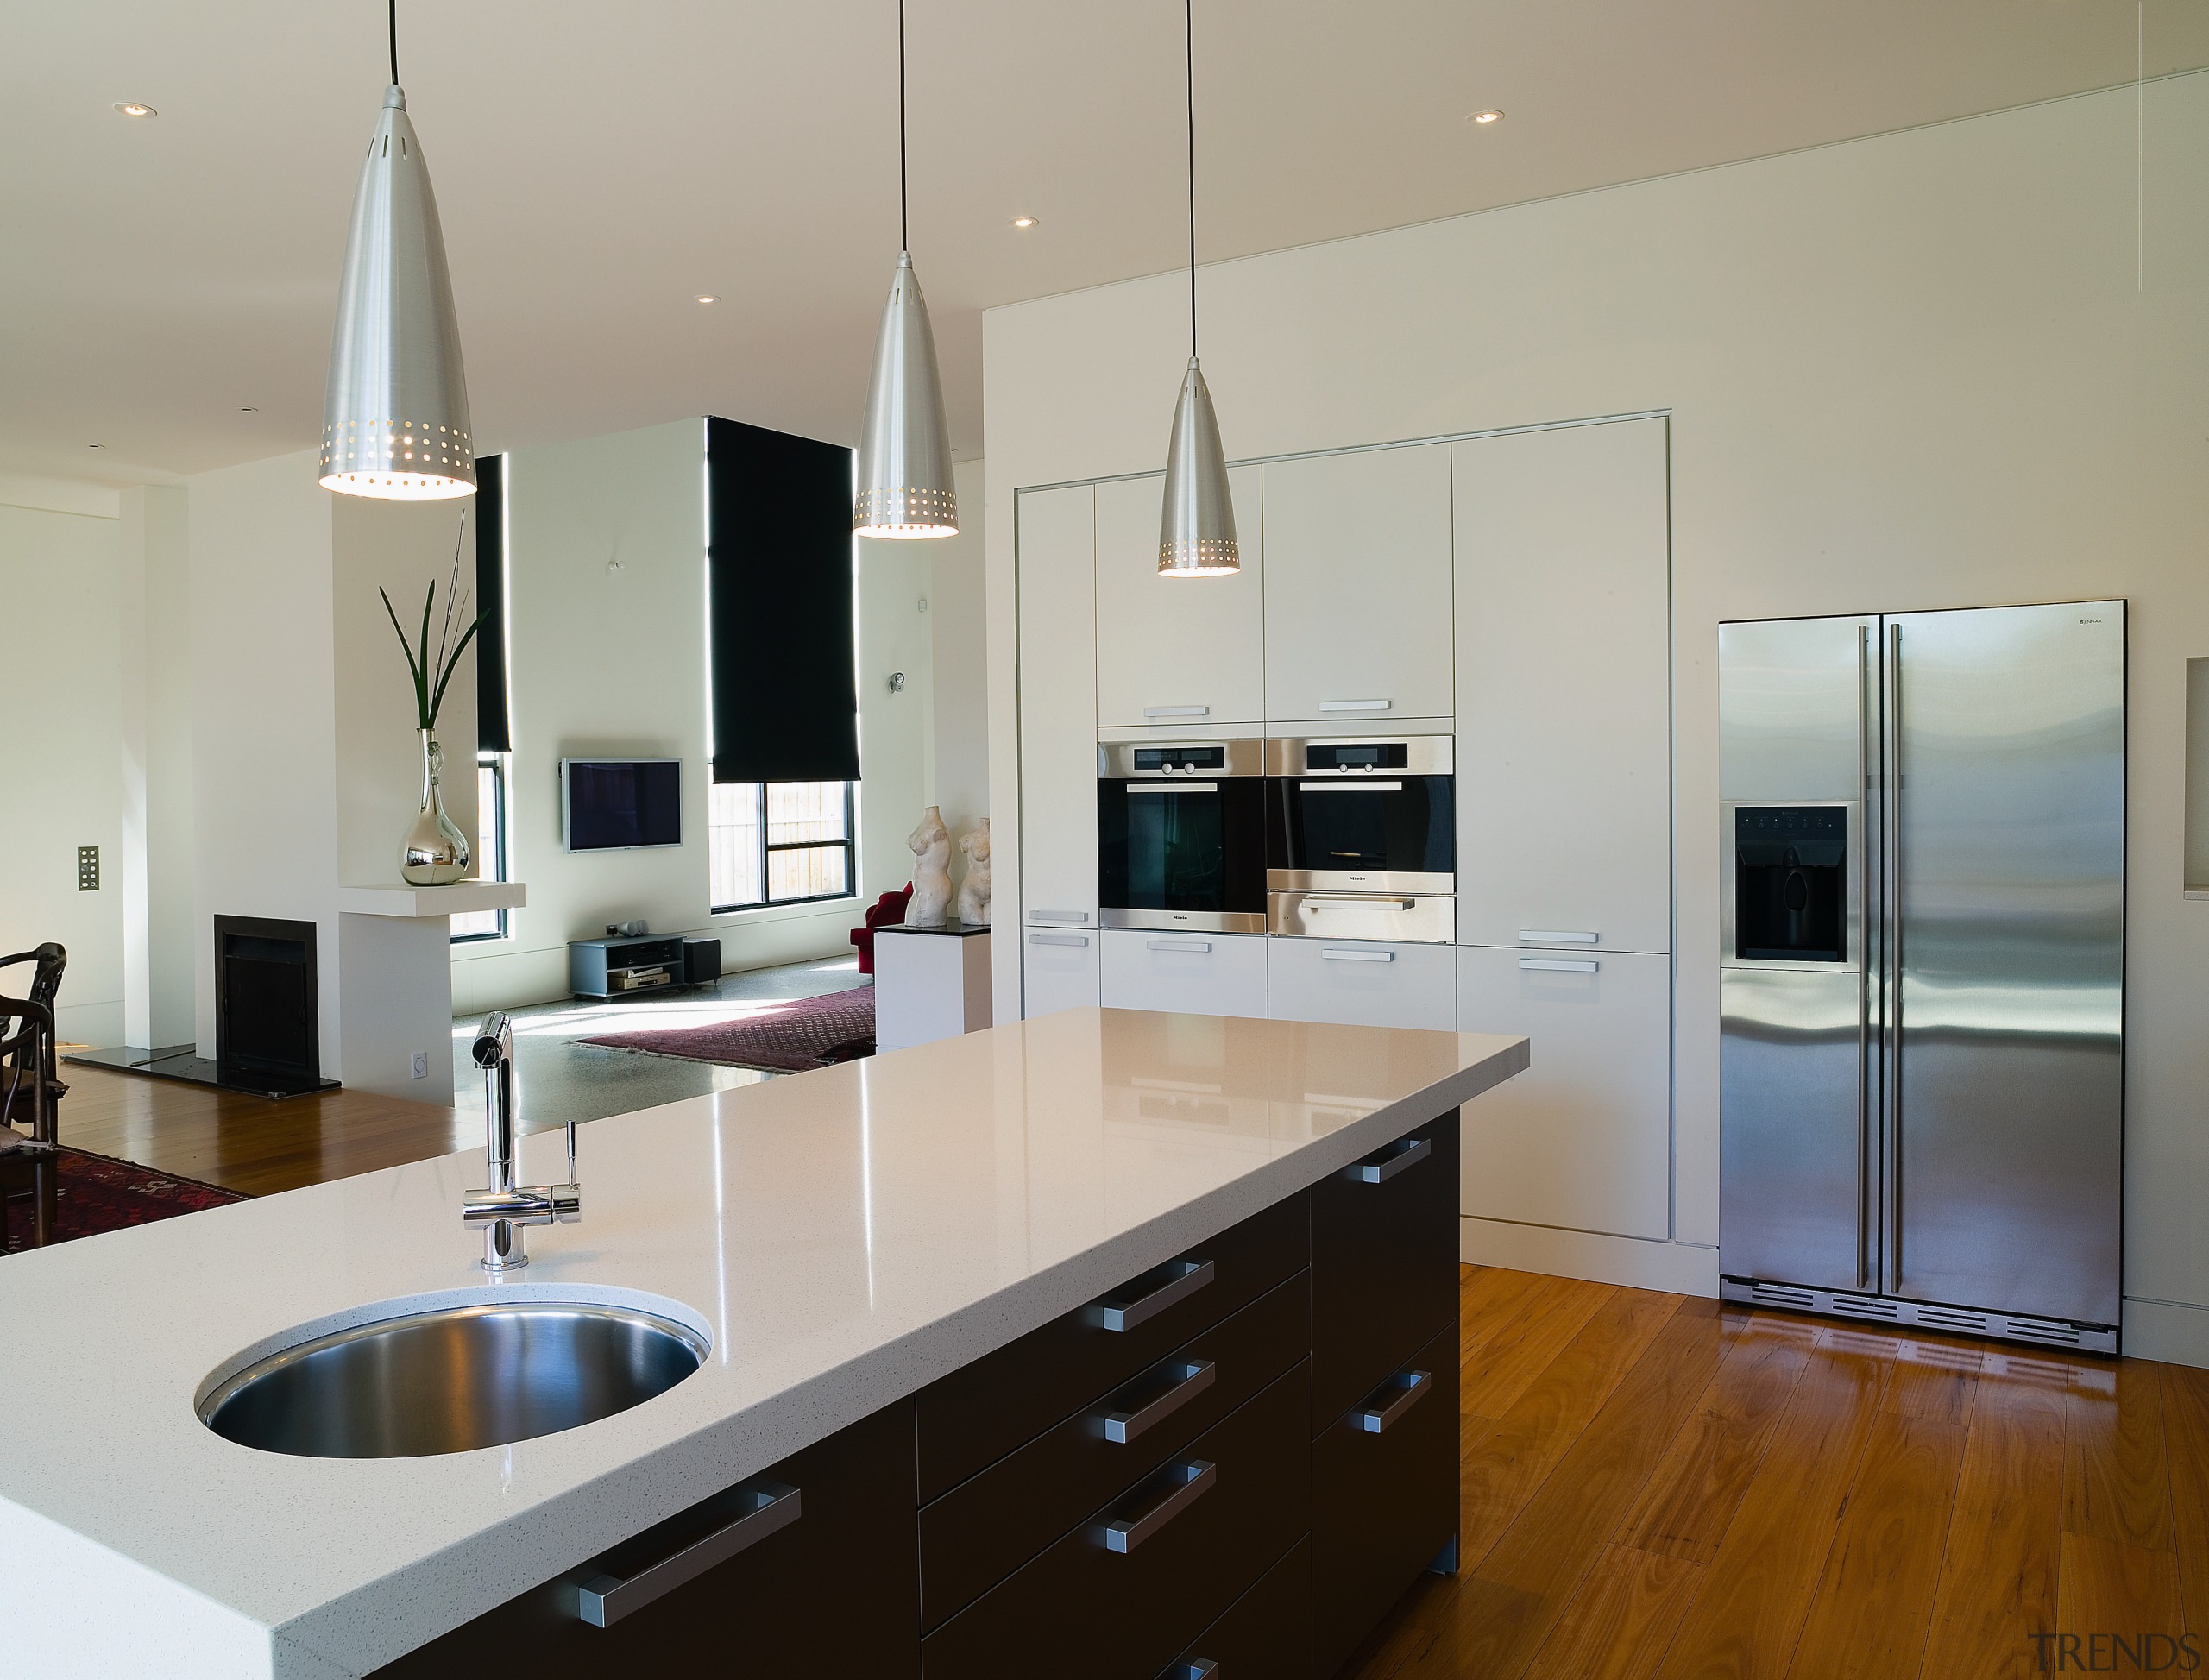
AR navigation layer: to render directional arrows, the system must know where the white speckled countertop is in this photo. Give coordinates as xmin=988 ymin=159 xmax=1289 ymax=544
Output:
xmin=0 ymin=1009 xmax=1526 ymax=1679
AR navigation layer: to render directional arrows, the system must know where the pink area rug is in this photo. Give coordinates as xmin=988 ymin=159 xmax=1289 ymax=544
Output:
xmin=578 ymin=987 xmax=876 ymax=1073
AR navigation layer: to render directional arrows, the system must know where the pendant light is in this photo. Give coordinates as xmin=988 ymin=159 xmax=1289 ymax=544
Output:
xmin=1157 ymin=0 xmax=1237 ymax=576
xmin=854 ymin=0 xmax=958 ymax=538
xmin=320 ymin=0 xmax=475 ymax=500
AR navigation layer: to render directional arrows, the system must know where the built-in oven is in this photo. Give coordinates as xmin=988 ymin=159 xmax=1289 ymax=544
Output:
xmin=1098 ymin=739 xmax=1267 ymax=934
xmin=1265 ymin=735 xmax=1455 ymax=941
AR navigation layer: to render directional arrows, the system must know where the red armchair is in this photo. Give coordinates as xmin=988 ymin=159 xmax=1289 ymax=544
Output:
xmin=851 ymin=884 xmax=914 ymax=976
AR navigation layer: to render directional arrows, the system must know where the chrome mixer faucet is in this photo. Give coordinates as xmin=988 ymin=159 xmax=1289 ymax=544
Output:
xmin=463 ymin=1011 xmax=580 ymax=1274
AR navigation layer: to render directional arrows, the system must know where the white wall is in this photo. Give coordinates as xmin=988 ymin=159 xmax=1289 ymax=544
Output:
xmin=0 ymin=489 xmax=123 ymax=1046
xmin=117 ymin=486 xmax=195 ymax=1049
xmin=929 ymin=458 xmax=991 ymax=846
xmin=982 ymin=77 xmax=2209 ymax=1361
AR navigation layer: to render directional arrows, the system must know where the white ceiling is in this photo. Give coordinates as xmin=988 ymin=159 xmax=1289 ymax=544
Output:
xmin=7 ymin=0 xmax=2205 ymax=486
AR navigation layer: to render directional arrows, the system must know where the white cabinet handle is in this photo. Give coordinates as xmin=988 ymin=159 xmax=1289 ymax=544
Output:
xmin=1029 ymin=909 xmax=1091 ymax=924
xmin=1319 ymin=699 xmax=1392 ymax=712
xmin=1142 ymin=705 xmax=1209 ymax=718
xmin=1029 ymin=933 xmax=1092 ymax=948
xmin=1520 ymin=957 xmax=1598 ymax=972
xmin=1518 ymin=929 xmax=1599 ymax=944
xmin=1322 ymin=947 xmax=1394 ymax=962
xmin=1147 ymin=938 xmax=1213 ymax=953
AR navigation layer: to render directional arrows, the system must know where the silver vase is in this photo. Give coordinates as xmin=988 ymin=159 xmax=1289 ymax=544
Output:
xmin=401 ymin=727 xmax=471 ymax=885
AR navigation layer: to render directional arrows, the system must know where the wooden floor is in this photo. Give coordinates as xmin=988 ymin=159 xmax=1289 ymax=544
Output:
xmin=53 ymin=1061 xmax=468 ymax=1197
xmin=1345 ymin=1267 xmax=2206 ymax=1680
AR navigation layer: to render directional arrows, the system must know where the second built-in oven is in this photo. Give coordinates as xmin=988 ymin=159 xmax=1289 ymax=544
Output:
xmin=1266 ymin=735 xmax=1456 ymax=942
xmin=1098 ymin=740 xmax=1267 ymax=934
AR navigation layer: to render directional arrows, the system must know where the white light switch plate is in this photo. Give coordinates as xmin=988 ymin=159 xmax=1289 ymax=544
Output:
xmin=410 ymin=1052 xmax=428 ymax=1079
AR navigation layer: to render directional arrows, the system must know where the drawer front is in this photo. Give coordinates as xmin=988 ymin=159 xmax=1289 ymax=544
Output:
xmin=919 ymin=1192 xmax=1308 ymax=1502
xmin=1264 ymin=936 xmax=1457 ymax=1029
xmin=372 ymin=1400 xmax=919 ymax=1679
xmin=1159 ymin=1534 xmax=1312 ymax=1680
xmin=1312 ymin=1327 xmax=1460 ymax=1680
xmin=922 ymin=1360 xmax=1312 ymax=1680
xmin=1100 ymin=928 xmax=1268 ymax=1019
xmin=1023 ymin=927 xmax=1102 ymax=1017
xmin=922 ymin=1270 xmax=1310 ymax=1631
xmin=1311 ymin=1112 xmax=1459 ymax=1428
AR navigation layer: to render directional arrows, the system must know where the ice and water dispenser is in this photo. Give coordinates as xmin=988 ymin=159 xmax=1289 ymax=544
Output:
xmin=1732 ymin=805 xmax=1848 ymax=963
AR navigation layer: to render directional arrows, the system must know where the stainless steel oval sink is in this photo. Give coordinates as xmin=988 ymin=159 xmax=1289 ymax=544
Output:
xmin=199 ymin=1299 xmax=709 ymax=1458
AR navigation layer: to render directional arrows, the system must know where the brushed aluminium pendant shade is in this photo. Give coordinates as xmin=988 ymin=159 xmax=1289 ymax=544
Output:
xmin=320 ymin=79 xmax=475 ymax=500
xmin=1157 ymin=0 xmax=1237 ymax=576
xmin=1158 ymin=358 xmax=1237 ymax=575
xmin=854 ymin=251 xmax=958 ymax=538
xmin=854 ymin=0 xmax=957 ymax=539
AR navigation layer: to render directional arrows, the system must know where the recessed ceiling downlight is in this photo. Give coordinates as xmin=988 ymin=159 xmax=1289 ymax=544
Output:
xmin=1469 ymin=109 xmax=1503 ymax=125
xmin=695 ymin=294 xmax=720 ymax=304
xmin=115 ymin=102 xmax=156 ymax=117
xmin=1011 ymin=216 xmax=1038 ymax=229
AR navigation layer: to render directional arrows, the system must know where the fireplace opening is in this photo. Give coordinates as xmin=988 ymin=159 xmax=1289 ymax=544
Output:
xmin=215 ymin=916 xmax=326 ymax=1095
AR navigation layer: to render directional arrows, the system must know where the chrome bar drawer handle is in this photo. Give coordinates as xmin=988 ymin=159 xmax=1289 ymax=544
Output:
xmin=1029 ymin=932 xmax=1092 ymax=948
xmin=1356 ymin=1369 xmax=1432 ymax=1434
xmin=1518 ymin=929 xmax=1598 ymax=944
xmin=1147 ymin=938 xmax=1214 ymax=953
xmin=1091 ymin=1258 xmax=1215 ymax=1332
xmin=1143 ymin=704 xmax=1210 ymax=718
xmin=1101 ymin=1460 xmax=1217 ymax=1553
xmin=1321 ymin=947 xmax=1395 ymax=963
xmin=1101 ymin=1360 xmax=1217 ymax=1444
xmin=575 ymin=1482 xmax=800 ymax=1627
xmin=1318 ymin=698 xmax=1391 ymax=711
xmin=1350 ymin=1136 xmax=1431 ymax=1184
xmin=1029 ymin=909 xmax=1091 ymax=924
xmin=1520 ymin=958 xmax=1598 ymax=972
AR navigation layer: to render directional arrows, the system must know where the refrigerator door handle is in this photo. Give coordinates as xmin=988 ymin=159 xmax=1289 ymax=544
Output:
xmin=1884 ymin=620 xmax=1904 ymax=1294
xmin=1855 ymin=623 xmax=1872 ymax=1292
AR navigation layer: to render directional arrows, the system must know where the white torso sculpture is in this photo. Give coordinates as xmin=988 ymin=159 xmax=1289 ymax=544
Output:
xmin=906 ymin=806 xmax=953 ymax=927
xmin=957 ymin=818 xmax=991 ymax=927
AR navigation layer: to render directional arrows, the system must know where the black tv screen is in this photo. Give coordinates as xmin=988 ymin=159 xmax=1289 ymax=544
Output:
xmin=563 ymin=759 xmax=683 ymax=852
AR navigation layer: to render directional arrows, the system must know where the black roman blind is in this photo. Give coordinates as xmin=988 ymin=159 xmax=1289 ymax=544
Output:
xmin=707 ymin=416 xmax=859 ymax=784
xmin=474 ymin=452 xmax=511 ymax=754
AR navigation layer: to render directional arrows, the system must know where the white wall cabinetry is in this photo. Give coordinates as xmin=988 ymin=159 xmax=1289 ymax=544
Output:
xmin=1457 ymin=947 xmax=1671 ymax=1241
xmin=1266 ymin=938 xmax=1455 ymax=1030
xmin=1453 ymin=419 xmax=1671 ymax=954
xmin=1262 ymin=444 xmax=1454 ymax=726
xmin=1094 ymin=466 xmax=1263 ymax=727
xmin=1016 ymin=484 xmax=1101 ymax=1015
xmin=1100 ymin=928 xmax=1268 ymax=1018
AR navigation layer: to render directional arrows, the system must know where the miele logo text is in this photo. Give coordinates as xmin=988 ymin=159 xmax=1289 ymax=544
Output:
xmin=2031 ymin=1633 xmax=2202 ymax=1671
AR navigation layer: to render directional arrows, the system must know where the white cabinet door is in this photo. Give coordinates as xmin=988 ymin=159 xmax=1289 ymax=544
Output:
xmin=1023 ymin=928 xmax=1101 ymax=1017
xmin=1457 ymin=944 xmax=1671 ymax=1240
xmin=1265 ymin=937 xmax=1456 ymax=1030
xmin=1016 ymin=484 xmax=1098 ymax=945
xmin=1095 ymin=466 xmax=1263 ymax=727
xmin=1262 ymin=444 xmax=1454 ymax=726
xmin=1454 ymin=419 xmax=1671 ymax=953
xmin=1100 ymin=928 xmax=1268 ymax=1018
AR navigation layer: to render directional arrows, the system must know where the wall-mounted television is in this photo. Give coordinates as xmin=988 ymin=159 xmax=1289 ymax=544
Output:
xmin=561 ymin=758 xmax=683 ymax=852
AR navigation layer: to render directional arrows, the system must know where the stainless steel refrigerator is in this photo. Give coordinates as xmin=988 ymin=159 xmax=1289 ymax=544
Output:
xmin=1718 ymin=602 xmax=2124 ymax=1353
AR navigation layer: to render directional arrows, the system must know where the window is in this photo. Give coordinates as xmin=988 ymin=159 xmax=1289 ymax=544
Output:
xmin=451 ymin=753 xmax=509 ymax=941
xmin=710 ymin=780 xmax=855 ymax=912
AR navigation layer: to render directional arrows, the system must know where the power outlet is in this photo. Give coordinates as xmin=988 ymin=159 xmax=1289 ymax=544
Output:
xmin=410 ymin=1051 xmax=428 ymax=1079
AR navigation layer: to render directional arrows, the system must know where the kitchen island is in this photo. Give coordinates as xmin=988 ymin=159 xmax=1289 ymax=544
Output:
xmin=0 ymin=1008 xmax=1526 ymax=1679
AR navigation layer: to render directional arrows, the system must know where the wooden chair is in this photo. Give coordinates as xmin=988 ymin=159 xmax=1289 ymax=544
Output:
xmin=0 ymin=998 xmax=60 ymax=1250
xmin=0 ymin=943 xmax=66 ymax=1136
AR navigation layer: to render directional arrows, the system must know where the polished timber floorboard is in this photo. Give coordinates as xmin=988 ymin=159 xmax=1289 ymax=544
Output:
xmin=1343 ymin=1268 xmax=2206 ymax=1680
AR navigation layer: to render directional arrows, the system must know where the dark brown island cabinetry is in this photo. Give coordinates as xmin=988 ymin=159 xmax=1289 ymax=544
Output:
xmin=376 ymin=1112 xmax=1461 ymax=1679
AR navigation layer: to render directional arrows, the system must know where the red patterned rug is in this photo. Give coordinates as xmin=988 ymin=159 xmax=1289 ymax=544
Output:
xmin=577 ymin=986 xmax=877 ymax=1073
xmin=4 ymin=1146 xmax=247 ymax=1254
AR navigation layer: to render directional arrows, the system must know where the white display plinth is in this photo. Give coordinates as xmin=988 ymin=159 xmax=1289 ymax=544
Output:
xmin=337 ymin=881 xmax=528 ymax=918
xmin=874 ymin=922 xmax=993 ymax=1052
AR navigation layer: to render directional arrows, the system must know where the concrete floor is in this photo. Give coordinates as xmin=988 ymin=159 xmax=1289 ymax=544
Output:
xmin=450 ymin=956 xmax=866 ymax=1138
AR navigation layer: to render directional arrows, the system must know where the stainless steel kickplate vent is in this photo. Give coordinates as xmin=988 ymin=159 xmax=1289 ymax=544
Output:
xmin=1721 ymin=1277 xmax=2118 ymax=1356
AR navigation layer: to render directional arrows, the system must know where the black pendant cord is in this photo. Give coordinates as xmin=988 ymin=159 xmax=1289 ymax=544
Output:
xmin=388 ymin=0 xmax=399 ymax=86
xmin=1186 ymin=0 xmax=1197 ymax=360
xmin=898 ymin=0 xmax=909 ymax=253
